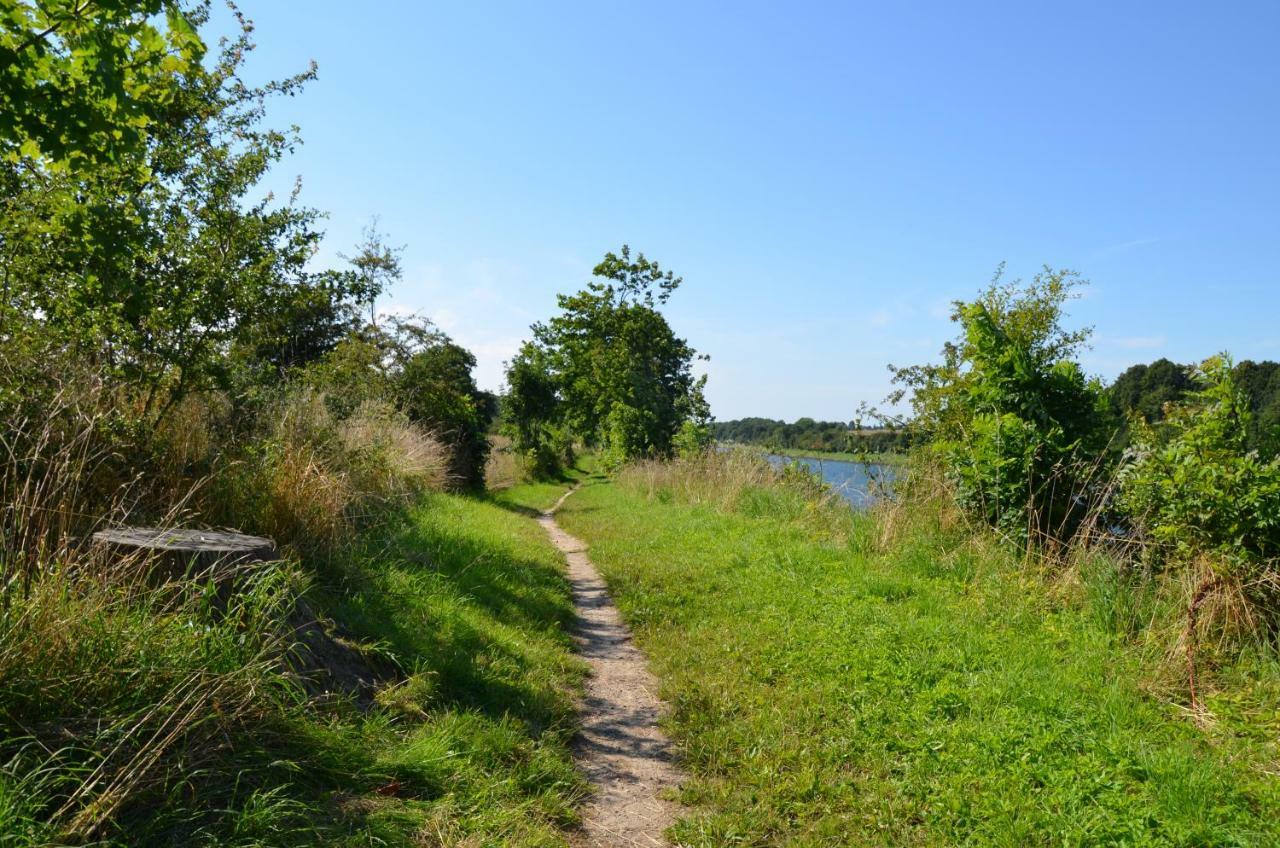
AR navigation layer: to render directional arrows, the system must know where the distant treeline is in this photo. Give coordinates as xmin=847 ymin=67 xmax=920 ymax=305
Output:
xmin=1108 ymin=358 xmax=1280 ymax=456
xmin=715 ymin=358 xmax=1280 ymax=459
xmin=712 ymin=417 xmax=913 ymax=454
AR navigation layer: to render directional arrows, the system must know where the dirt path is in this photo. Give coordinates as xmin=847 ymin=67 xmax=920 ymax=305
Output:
xmin=538 ymin=487 xmax=685 ymax=847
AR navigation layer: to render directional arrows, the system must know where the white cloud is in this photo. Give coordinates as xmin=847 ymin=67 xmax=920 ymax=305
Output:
xmin=430 ymin=307 xmax=460 ymax=333
xmin=1093 ymin=237 xmax=1161 ymax=259
xmin=461 ymin=336 xmax=524 ymax=392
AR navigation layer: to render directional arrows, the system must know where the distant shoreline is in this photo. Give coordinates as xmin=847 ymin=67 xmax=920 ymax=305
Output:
xmin=718 ymin=443 xmax=909 ymax=466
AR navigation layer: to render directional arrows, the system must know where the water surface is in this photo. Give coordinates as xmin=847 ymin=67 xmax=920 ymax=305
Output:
xmin=766 ymin=454 xmax=894 ymax=508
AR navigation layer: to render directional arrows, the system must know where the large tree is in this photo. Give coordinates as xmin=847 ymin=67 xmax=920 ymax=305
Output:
xmin=1 ymin=5 xmax=331 ymax=424
xmin=507 ymin=246 xmax=709 ymax=473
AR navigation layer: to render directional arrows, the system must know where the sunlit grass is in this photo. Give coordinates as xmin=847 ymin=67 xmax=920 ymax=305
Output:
xmin=0 ymin=486 xmax=586 ymax=846
xmin=557 ymin=474 xmax=1280 ymax=846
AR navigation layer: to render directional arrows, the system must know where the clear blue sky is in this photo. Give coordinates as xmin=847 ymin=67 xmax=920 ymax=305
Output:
xmin=221 ymin=1 xmax=1280 ymax=421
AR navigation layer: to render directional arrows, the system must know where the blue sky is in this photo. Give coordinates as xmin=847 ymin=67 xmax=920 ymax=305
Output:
xmin=221 ymin=1 xmax=1280 ymax=421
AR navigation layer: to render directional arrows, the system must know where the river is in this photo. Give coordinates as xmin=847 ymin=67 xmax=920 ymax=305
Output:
xmin=765 ymin=454 xmax=895 ymax=508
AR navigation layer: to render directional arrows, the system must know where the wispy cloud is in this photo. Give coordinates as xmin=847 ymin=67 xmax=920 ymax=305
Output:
xmin=1090 ymin=237 xmax=1161 ymax=260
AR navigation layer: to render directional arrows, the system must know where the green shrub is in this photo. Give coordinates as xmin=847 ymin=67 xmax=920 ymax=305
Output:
xmin=1119 ymin=355 xmax=1280 ymax=567
xmin=894 ymin=267 xmax=1110 ymax=545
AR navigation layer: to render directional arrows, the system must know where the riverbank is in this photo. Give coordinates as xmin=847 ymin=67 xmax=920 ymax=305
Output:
xmin=752 ymin=445 xmax=909 ymax=465
xmin=554 ymin=462 xmax=1280 ymax=846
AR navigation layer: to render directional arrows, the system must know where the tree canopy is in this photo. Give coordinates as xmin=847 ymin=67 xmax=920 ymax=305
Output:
xmin=505 ymin=246 xmax=710 ymax=474
xmin=1 ymin=0 xmax=205 ymax=170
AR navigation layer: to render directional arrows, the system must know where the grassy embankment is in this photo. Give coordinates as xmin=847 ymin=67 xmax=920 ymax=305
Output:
xmin=1 ymin=475 xmax=589 ymax=846
xmin=554 ymin=457 xmax=1280 ymax=846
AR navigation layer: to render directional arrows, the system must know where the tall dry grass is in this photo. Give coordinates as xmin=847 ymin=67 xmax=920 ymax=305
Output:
xmin=203 ymin=390 xmax=450 ymax=554
xmin=0 ymin=365 xmax=307 ymax=844
xmin=618 ymin=447 xmax=855 ymax=539
xmin=484 ymin=433 xmax=520 ymax=490
xmin=0 ymin=353 xmax=458 ymax=842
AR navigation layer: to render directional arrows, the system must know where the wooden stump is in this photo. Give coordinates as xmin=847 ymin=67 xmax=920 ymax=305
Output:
xmin=91 ymin=527 xmax=276 ymax=584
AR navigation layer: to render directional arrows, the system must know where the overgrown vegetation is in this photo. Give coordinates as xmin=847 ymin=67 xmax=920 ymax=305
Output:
xmin=0 ymin=3 xmax=577 ymax=843
xmin=0 ymin=473 xmax=588 ymax=845
xmin=883 ymin=266 xmax=1280 ymax=714
xmin=1109 ymin=356 xmax=1280 ymax=456
xmin=5 ymin=0 xmax=1279 ymax=843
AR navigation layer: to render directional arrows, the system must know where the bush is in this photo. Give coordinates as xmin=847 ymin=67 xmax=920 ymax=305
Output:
xmin=1119 ymin=355 xmax=1280 ymax=568
xmin=894 ymin=267 xmax=1110 ymax=545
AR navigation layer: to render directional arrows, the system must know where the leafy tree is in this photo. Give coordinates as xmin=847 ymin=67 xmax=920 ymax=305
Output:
xmin=711 ymin=418 xmax=911 ymax=454
xmin=519 ymin=245 xmax=709 ymax=469
xmin=1108 ymin=358 xmax=1194 ymax=424
xmin=504 ymin=341 xmax=572 ymax=478
xmin=1231 ymin=359 xmax=1280 ymax=458
xmin=386 ymin=318 xmax=492 ymax=489
xmin=0 ymin=0 xmax=204 ymax=169
xmin=1107 ymin=358 xmax=1280 ymax=458
xmin=299 ymin=314 xmax=494 ymax=490
xmin=892 ymin=266 xmax=1109 ymax=544
xmin=340 ymin=219 xmax=402 ymax=326
xmin=1 ymin=7 xmax=321 ymax=424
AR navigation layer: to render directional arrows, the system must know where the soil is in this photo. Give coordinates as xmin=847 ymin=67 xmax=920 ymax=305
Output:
xmin=539 ymin=487 xmax=686 ymax=847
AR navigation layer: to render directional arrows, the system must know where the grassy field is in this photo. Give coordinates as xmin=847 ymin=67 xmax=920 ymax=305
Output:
xmin=555 ymin=474 xmax=1280 ymax=846
xmin=0 ymin=485 xmax=586 ymax=846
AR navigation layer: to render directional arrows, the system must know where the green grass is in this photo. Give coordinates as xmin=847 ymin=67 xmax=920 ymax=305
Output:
xmin=293 ymin=489 xmax=587 ymax=845
xmin=0 ymin=483 xmax=586 ymax=846
xmin=489 ymin=462 xmax=592 ymax=514
xmin=555 ymin=476 xmax=1280 ymax=846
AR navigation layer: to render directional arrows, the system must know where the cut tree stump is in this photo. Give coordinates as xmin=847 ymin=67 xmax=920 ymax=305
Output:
xmin=91 ymin=527 xmax=276 ymax=584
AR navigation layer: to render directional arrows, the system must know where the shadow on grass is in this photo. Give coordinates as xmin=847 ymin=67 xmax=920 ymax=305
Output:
xmin=124 ymin=495 xmax=584 ymax=845
xmin=317 ymin=502 xmax=582 ymax=724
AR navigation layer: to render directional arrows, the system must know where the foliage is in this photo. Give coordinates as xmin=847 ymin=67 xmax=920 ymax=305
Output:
xmin=0 ymin=2 xmax=558 ymax=843
xmin=504 ymin=341 xmax=571 ymax=478
xmin=388 ymin=321 xmax=494 ymax=489
xmin=0 ymin=0 xmax=204 ymax=169
xmin=0 ymin=480 xmax=588 ymax=846
xmin=712 ymin=417 xmax=912 ymax=454
xmin=1108 ymin=358 xmax=1195 ymax=425
xmin=672 ymin=417 xmax=713 ymax=457
xmin=505 ymin=246 xmax=709 ymax=476
xmin=1109 ymin=357 xmax=1280 ymax=458
xmin=1119 ymin=355 xmax=1280 ymax=568
xmin=0 ymin=6 xmax=324 ymax=424
xmin=893 ymin=266 xmax=1109 ymax=544
xmin=299 ymin=316 xmax=495 ymax=489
